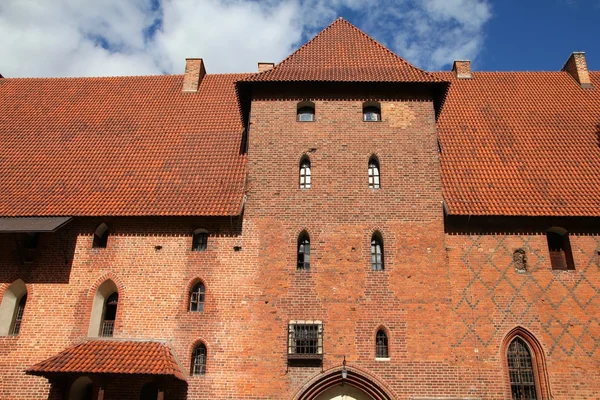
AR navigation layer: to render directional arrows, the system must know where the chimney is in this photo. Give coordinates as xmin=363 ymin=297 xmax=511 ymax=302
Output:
xmin=452 ymin=60 xmax=472 ymax=79
xmin=562 ymin=52 xmax=592 ymax=88
xmin=258 ymin=62 xmax=275 ymax=73
xmin=182 ymin=58 xmax=206 ymax=93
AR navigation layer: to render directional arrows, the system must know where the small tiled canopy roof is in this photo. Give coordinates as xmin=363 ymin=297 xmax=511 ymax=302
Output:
xmin=436 ymin=71 xmax=600 ymax=216
xmin=0 ymin=73 xmax=249 ymax=216
xmin=27 ymin=340 xmax=186 ymax=381
xmin=246 ymin=18 xmax=439 ymax=83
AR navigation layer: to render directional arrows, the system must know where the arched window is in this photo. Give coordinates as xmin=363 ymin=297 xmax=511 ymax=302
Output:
xmin=546 ymin=227 xmax=574 ymax=270
xmin=88 ymin=279 xmax=119 ymax=337
xmin=101 ymin=292 xmax=118 ymax=337
xmin=371 ymin=232 xmax=384 ymax=271
xmin=0 ymin=279 xmax=27 ymax=336
xmin=507 ymin=337 xmax=538 ymax=400
xmin=68 ymin=376 xmax=94 ymax=400
xmin=297 ymin=101 xmax=315 ymax=122
xmin=139 ymin=383 xmax=158 ymax=400
xmin=368 ymin=157 xmax=380 ymax=189
xmin=92 ymin=223 xmax=109 ymax=248
xmin=363 ymin=101 xmax=381 ymax=122
xmin=192 ymin=229 xmax=208 ymax=252
xmin=376 ymin=329 xmax=388 ymax=358
xmin=299 ymin=157 xmax=311 ymax=189
xmin=191 ymin=343 xmax=207 ymax=376
xmin=297 ymin=231 xmax=310 ymax=270
xmin=189 ymin=281 xmax=205 ymax=312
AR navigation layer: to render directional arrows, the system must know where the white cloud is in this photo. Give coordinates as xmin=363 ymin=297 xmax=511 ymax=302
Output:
xmin=0 ymin=0 xmax=492 ymax=77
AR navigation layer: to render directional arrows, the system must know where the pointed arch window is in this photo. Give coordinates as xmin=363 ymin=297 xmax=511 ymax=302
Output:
xmin=101 ymin=292 xmax=118 ymax=337
xmin=191 ymin=343 xmax=207 ymax=376
xmin=376 ymin=329 xmax=388 ymax=358
xmin=508 ymin=337 xmax=538 ymax=400
xmin=192 ymin=229 xmax=208 ymax=252
xmin=93 ymin=223 xmax=109 ymax=248
xmin=297 ymin=232 xmax=311 ymax=270
xmin=546 ymin=227 xmax=574 ymax=270
xmin=371 ymin=232 xmax=384 ymax=271
xmin=300 ymin=157 xmax=311 ymax=189
xmin=189 ymin=282 xmax=205 ymax=312
xmin=0 ymin=279 xmax=27 ymax=336
xmin=10 ymin=294 xmax=27 ymax=336
xmin=297 ymin=101 xmax=315 ymax=122
xmin=368 ymin=157 xmax=380 ymax=189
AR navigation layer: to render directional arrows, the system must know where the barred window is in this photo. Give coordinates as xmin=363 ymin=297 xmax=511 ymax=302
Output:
xmin=368 ymin=157 xmax=380 ymax=189
xmin=297 ymin=101 xmax=315 ymax=122
xmin=546 ymin=227 xmax=574 ymax=270
xmin=297 ymin=232 xmax=310 ymax=270
xmin=363 ymin=102 xmax=381 ymax=122
xmin=371 ymin=232 xmax=384 ymax=271
xmin=93 ymin=223 xmax=109 ymax=248
xmin=9 ymin=294 xmax=27 ymax=336
xmin=191 ymin=343 xmax=207 ymax=376
xmin=100 ymin=292 xmax=118 ymax=337
xmin=300 ymin=157 xmax=311 ymax=189
xmin=192 ymin=229 xmax=208 ymax=252
xmin=288 ymin=321 xmax=323 ymax=359
xmin=508 ymin=337 xmax=538 ymax=400
xmin=375 ymin=329 xmax=388 ymax=358
xmin=189 ymin=282 xmax=205 ymax=312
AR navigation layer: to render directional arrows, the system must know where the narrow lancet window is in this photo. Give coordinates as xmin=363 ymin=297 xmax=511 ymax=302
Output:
xmin=371 ymin=232 xmax=384 ymax=271
xmin=300 ymin=157 xmax=311 ymax=189
xmin=368 ymin=157 xmax=380 ymax=189
xmin=508 ymin=337 xmax=538 ymax=400
xmin=191 ymin=343 xmax=207 ymax=375
xmin=189 ymin=282 xmax=206 ymax=312
xmin=376 ymin=329 xmax=388 ymax=358
xmin=297 ymin=232 xmax=311 ymax=270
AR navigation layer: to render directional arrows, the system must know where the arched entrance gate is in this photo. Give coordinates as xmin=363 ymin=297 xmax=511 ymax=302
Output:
xmin=294 ymin=366 xmax=394 ymax=400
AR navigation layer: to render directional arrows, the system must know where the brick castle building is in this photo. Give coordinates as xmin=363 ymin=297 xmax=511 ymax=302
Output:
xmin=0 ymin=18 xmax=599 ymax=400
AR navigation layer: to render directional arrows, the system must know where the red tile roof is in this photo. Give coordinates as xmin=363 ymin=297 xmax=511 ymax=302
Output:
xmin=246 ymin=18 xmax=439 ymax=83
xmin=0 ymin=73 xmax=249 ymax=216
xmin=436 ymin=71 xmax=600 ymax=216
xmin=26 ymin=340 xmax=186 ymax=381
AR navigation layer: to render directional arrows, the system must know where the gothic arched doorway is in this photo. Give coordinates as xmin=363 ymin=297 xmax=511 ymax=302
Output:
xmin=294 ymin=366 xmax=394 ymax=400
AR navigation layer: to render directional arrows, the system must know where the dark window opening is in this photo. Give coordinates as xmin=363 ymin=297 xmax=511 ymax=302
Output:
xmin=297 ymin=232 xmax=310 ymax=270
xmin=363 ymin=103 xmax=381 ymax=122
xmin=368 ymin=157 xmax=380 ymax=189
xmin=546 ymin=228 xmax=574 ymax=270
xmin=371 ymin=232 xmax=384 ymax=271
xmin=376 ymin=329 xmax=388 ymax=358
xmin=192 ymin=230 xmax=208 ymax=252
xmin=288 ymin=322 xmax=323 ymax=359
xmin=300 ymin=157 xmax=311 ymax=189
xmin=189 ymin=282 xmax=205 ymax=312
xmin=23 ymin=233 xmax=39 ymax=249
xmin=10 ymin=294 xmax=27 ymax=336
xmin=140 ymin=383 xmax=158 ymax=400
xmin=297 ymin=102 xmax=315 ymax=122
xmin=508 ymin=337 xmax=538 ymax=400
xmin=191 ymin=343 xmax=207 ymax=376
xmin=101 ymin=292 xmax=118 ymax=337
xmin=93 ymin=223 xmax=109 ymax=248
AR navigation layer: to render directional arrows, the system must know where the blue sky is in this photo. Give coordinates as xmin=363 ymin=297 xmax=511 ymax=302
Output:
xmin=0 ymin=0 xmax=597 ymax=77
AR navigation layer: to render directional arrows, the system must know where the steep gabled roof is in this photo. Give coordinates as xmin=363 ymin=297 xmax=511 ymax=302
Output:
xmin=246 ymin=18 xmax=439 ymax=83
xmin=0 ymin=73 xmax=250 ymax=217
xmin=436 ymin=70 xmax=600 ymax=217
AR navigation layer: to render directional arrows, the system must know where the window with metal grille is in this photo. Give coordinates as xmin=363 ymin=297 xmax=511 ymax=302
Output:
xmin=189 ymin=282 xmax=205 ymax=312
xmin=297 ymin=101 xmax=315 ymax=122
xmin=9 ymin=294 xmax=27 ymax=336
xmin=92 ymin=223 xmax=109 ymax=248
xmin=192 ymin=229 xmax=208 ymax=251
xmin=546 ymin=228 xmax=574 ymax=270
xmin=375 ymin=329 xmax=388 ymax=358
xmin=300 ymin=157 xmax=311 ymax=189
xmin=508 ymin=337 xmax=538 ymax=400
xmin=297 ymin=232 xmax=310 ymax=270
xmin=371 ymin=232 xmax=384 ymax=271
xmin=363 ymin=102 xmax=381 ymax=122
xmin=191 ymin=343 xmax=207 ymax=375
xmin=368 ymin=157 xmax=380 ymax=189
xmin=100 ymin=292 xmax=118 ymax=337
xmin=288 ymin=322 xmax=323 ymax=359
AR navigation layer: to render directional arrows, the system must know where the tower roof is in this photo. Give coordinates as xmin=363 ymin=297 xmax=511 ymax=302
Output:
xmin=246 ymin=18 xmax=439 ymax=83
